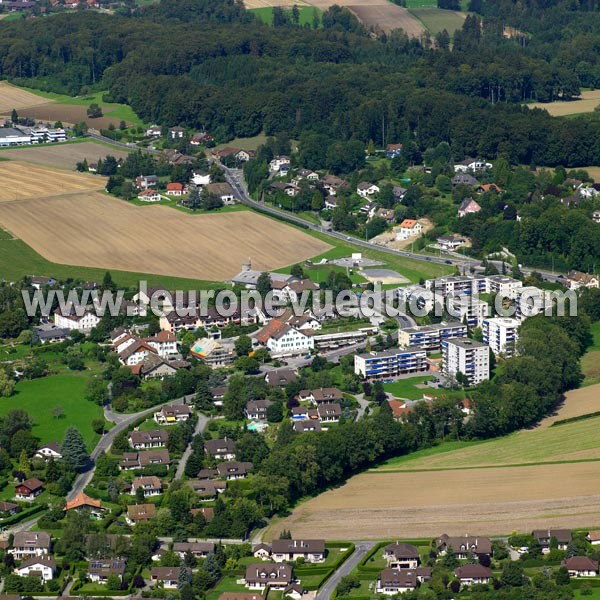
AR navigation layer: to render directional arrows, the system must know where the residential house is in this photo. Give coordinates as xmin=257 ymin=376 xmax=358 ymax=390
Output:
xmin=10 ymin=532 xmax=51 ymax=559
xmin=88 ymin=560 xmax=126 ymax=584
xmin=270 ymin=156 xmax=291 ymax=172
xmin=532 ymin=529 xmax=571 ymax=552
xmin=118 ymin=339 xmax=156 ymax=366
xmin=383 ymin=543 xmax=420 ymax=569
xmin=265 ymin=368 xmax=298 ymax=387
xmin=14 ymin=478 xmax=44 ymax=501
xmin=219 ymin=594 xmax=263 ymax=600
xmin=454 ymin=158 xmax=492 ymax=173
xmin=146 ymin=126 xmax=162 ymax=137
xmin=321 ymin=175 xmax=349 ymax=196
xmin=217 ymin=461 xmax=253 ymax=480
xmin=477 ymin=183 xmax=502 ymax=194
xmin=376 ymin=568 xmax=431 ymax=595
xmin=0 ymin=502 xmax=18 ymax=516
xmin=295 ymin=169 xmax=319 ymax=182
xmin=244 ymin=563 xmax=293 ymax=590
xmin=253 ymin=544 xmax=272 ymax=560
xmin=235 ymin=149 xmax=254 ymax=162
xmin=126 ymin=503 xmax=156 ymax=525
xmin=393 ymin=186 xmax=407 ymax=202
xmin=254 ymin=319 xmax=314 ymax=356
xmin=324 ymin=197 xmax=337 ymax=210
xmin=359 ymin=200 xmax=377 ymax=219
xmin=172 ymin=542 xmax=215 ymax=559
xmin=64 ymin=492 xmax=105 ymax=518
xmin=298 ymin=388 xmax=344 ymax=405
xmin=33 ymin=324 xmax=70 ymax=344
xmin=563 ymin=557 xmax=599 ymax=577
xmin=205 ymin=438 xmax=236 ymax=461
xmin=35 ymin=442 xmax=62 ymax=461
xmin=151 ymin=567 xmax=190 ymax=588
xmin=120 ymin=450 xmax=171 ymax=470
xmin=587 ymin=531 xmax=600 ymax=545
xmin=293 ymin=420 xmax=321 ymax=432
xmin=452 ymin=173 xmax=480 ymax=187
xmin=245 ymin=400 xmax=273 ymax=421
xmin=135 ymin=175 xmax=159 ymax=189
xmin=454 ymin=564 xmax=493 ymax=586
xmin=129 ymin=429 xmax=169 ymax=449
xmin=376 ymin=208 xmax=395 ymax=223
xmin=130 ymin=476 xmax=162 ymax=497
xmin=386 ymin=143 xmax=403 ymax=158
xmin=166 ymin=182 xmax=184 ymax=196
xmin=457 ymin=197 xmax=481 ymax=217
xmin=282 ymin=584 xmax=305 ymax=600
xmin=130 ymin=355 xmax=182 ymax=379
xmin=271 ymin=539 xmax=325 ymax=563
xmin=54 ymin=306 xmax=101 ymax=333
xmin=436 ymin=535 xmax=492 ymax=559
xmin=317 ymin=403 xmax=342 ymax=423
xmin=137 ymin=189 xmax=161 ymax=202
xmin=15 ymin=556 xmax=56 ymax=582
xmin=168 ymin=126 xmax=185 ymax=141
xmin=567 ymin=270 xmax=599 ymax=290
xmin=187 ymin=479 xmax=227 ymax=500
xmin=357 ymin=182 xmax=380 ymax=198
xmin=436 ymin=234 xmax=466 ymax=251
xmin=190 ymin=132 xmax=213 ymax=146
xmin=197 ymin=468 xmax=219 ymax=480
xmin=154 ymin=404 xmax=192 ymax=425
xmin=204 ymin=182 xmax=236 ymax=204
xmin=190 ymin=506 xmax=214 ymax=522
xmin=211 ymin=385 xmax=227 ymax=407
xmin=270 ymin=182 xmax=299 ymax=197
xmin=396 ymin=219 xmax=423 ymax=241
xmin=592 ymin=210 xmax=600 ymax=223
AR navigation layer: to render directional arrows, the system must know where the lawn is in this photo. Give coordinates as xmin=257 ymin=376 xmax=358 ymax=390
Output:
xmin=249 ymin=6 xmax=321 ymax=26
xmin=582 ymin=320 xmax=600 ymax=386
xmin=0 ymin=226 xmax=227 ymax=290
xmin=0 ymin=374 xmax=104 ymax=450
xmin=383 ymin=375 xmax=465 ymax=401
xmin=405 ymin=0 xmax=436 ymax=7
xmin=215 ymin=134 xmax=269 ymax=152
xmin=205 ymin=575 xmax=249 ymax=600
xmin=374 ymin=413 xmax=600 ymax=471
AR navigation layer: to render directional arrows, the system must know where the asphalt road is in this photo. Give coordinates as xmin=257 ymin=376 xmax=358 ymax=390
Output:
xmin=174 ymin=412 xmax=210 ymax=480
xmin=316 ymin=542 xmax=376 ymax=600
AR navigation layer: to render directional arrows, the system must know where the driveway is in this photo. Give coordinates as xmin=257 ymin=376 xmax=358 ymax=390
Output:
xmin=174 ymin=412 xmax=210 ymax=480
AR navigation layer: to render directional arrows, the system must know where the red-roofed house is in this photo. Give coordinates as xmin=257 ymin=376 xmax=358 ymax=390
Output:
xmin=397 ymin=219 xmax=423 ymax=241
xmin=166 ymin=182 xmax=184 ymax=196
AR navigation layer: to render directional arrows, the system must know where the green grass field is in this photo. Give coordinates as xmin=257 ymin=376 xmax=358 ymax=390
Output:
xmin=582 ymin=321 xmax=600 ymax=386
xmin=0 ymin=374 xmax=103 ymax=450
xmin=409 ymin=8 xmax=466 ymax=35
xmin=405 ymin=0 xmax=437 ymax=7
xmin=375 ymin=413 xmax=600 ymax=471
xmin=249 ymin=6 xmax=321 ymax=26
xmin=382 ymin=375 xmax=467 ymax=400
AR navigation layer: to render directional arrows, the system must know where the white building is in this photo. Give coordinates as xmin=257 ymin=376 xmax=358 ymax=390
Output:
xmin=144 ymin=331 xmax=178 ymax=358
xmin=0 ymin=127 xmax=33 ymax=146
xmin=15 ymin=556 xmax=56 ymax=582
xmin=396 ymin=219 xmax=423 ymax=241
xmin=191 ymin=172 xmax=211 ymax=186
xmin=454 ymin=158 xmax=492 ymax=173
xmin=515 ymin=286 xmax=546 ymax=321
xmin=482 ymin=317 xmax=519 ymax=356
xmin=357 ymin=182 xmax=380 ymax=198
xmin=425 ymin=275 xmax=487 ymax=297
xmin=255 ymin=320 xmax=314 ymax=356
xmin=442 ymin=337 xmax=489 ymax=386
xmin=447 ymin=295 xmax=488 ymax=328
xmin=397 ymin=285 xmax=436 ymax=315
xmin=484 ymin=275 xmax=523 ymax=299
xmin=354 ymin=347 xmax=428 ymax=379
xmin=398 ymin=322 xmax=467 ymax=352
xmin=54 ymin=306 xmax=101 ymax=332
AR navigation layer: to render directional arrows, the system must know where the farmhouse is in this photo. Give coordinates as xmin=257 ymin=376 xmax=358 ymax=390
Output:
xmin=270 ymin=539 xmax=325 ymax=563
xmin=376 ymin=568 xmax=431 ymax=595
xmin=129 ymin=429 xmax=169 ymax=449
xmin=54 ymin=306 xmax=101 ymax=332
xmin=454 ymin=564 xmax=493 ymax=586
xmin=35 ymin=441 xmax=62 ymax=461
xmin=154 ymin=403 xmax=192 ymax=424
xmin=15 ymin=556 xmax=56 ymax=582
xmin=563 ymin=557 xmax=599 ymax=577
xmin=244 ymin=564 xmax=293 ymax=590
xmin=126 ymin=503 xmax=156 ymax=525
xmin=10 ymin=532 xmax=51 ymax=559
xmin=15 ymin=478 xmax=44 ymax=501
xmin=130 ymin=476 xmax=163 ymax=496
xmin=396 ymin=219 xmax=423 ymax=241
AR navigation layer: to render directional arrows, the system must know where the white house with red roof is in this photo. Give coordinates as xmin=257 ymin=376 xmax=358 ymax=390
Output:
xmin=396 ymin=219 xmax=423 ymax=241
xmin=138 ymin=189 xmax=161 ymax=202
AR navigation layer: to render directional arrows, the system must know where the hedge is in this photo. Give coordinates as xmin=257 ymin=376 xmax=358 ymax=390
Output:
xmin=0 ymin=503 xmax=46 ymax=527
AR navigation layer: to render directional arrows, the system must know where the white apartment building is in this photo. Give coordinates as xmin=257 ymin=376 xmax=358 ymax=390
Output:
xmin=396 ymin=285 xmax=437 ymax=315
xmin=484 ymin=275 xmax=523 ymax=299
xmin=54 ymin=307 xmax=101 ymax=332
xmin=515 ymin=286 xmax=546 ymax=321
xmin=425 ymin=275 xmax=487 ymax=297
xmin=398 ymin=322 xmax=467 ymax=352
xmin=354 ymin=347 xmax=428 ymax=379
xmin=442 ymin=337 xmax=489 ymax=386
xmin=482 ymin=317 xmax=519 ymax=356
xmin=447 ymin=295 xmax=488 ymax=328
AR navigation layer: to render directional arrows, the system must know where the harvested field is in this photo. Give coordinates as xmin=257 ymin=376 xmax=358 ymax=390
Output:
xmin=0 ymin=161 xmax=103 ymax=201
xmin=346 ymin=4 xmax=425 ymax=35
xmin=0 ymin=192 xmax=331 ymax=281
xmin=245 ymin=0 xmax=307 ymax=7
xmin=527 ymin=89 xmax=600 ymax=116
xmin=265 ymin=463 xmax=600 ymax=540
xmin=11 ymin=103 xmax=126 ymax=129
xmin=409 ymin=7 xmax=466 ymax=35
xmin=0 ymin=81 xmax=51 ymax=113
xmin=0 ymin=142 xmax=130 ymax=170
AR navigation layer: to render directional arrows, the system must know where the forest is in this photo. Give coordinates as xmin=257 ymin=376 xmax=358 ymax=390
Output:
xmin=2 ymin=0 xmax=600 ymax=165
